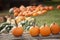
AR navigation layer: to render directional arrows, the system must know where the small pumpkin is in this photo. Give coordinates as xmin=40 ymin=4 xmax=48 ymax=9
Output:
xmin=59 ymin=27 xmax=60 ymax=32
xmin=44 ymin=6 xmax=49 ymax=10
xmin=25 ymin=13 xmax=32 ymax=17
xmin=37 ymin=11 xmax=42 ymax=15
xmin=18 ymin=12 xmax=24 ymax=16
xmin=40 ymin=7 xmax=44 ymax=10
xmin=13 ymin=8 xmax=20 ymax=13
xmin=40 ymin=24 xmax=51 ymax=36
xmin=41 ymin=10 xmax=47 ymax=14
xmin=32 ymin=13 xmax=38 ymax=16
xmin=12 ymin=27 xmax=23 ymax=37
xmin=14 ymin=12 xmax=19 ymax=17
xmin=29 ymin=26 xmax=40 ymax=37
xmin=50 ymin=23 xmax=60 ymax=34
xmin=57 ymin=5 xmax=60 ymax=9
xmin=38 ymin=4 xmax=43 ymax=7
xmin=49 ymin=6 xmax=54 ymax=10
xmin=30 ymin=6 xmax=36 ymax=11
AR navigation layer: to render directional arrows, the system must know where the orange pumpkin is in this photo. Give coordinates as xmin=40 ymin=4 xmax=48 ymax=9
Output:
xmin=37 ymin=11 xmax=42 ymax=15
xmin=29 ymin=26 xmax=40 ymax=37
xmin=40 ymin=24 xmax=51 ymax=36
xmin=57 ymin=5 xmax=60 ymax=9
xmin=13 ymin=8 xmax=20 ymax=13
xmin=24 ymin=12 xmax=32 ymax=17
xmin=38 ymin=4 xmax=43 ymax=7
xmin=44 ymin=6 xmax=49 ymax=10
xmin=14 ymin=12 xmax=19 ymax=17
xmin=18 ymin=12 xmax=24 ymax=16
xmin=37 ymin=5 xmax=44 ymax=10
xmin=59 ymin=27 xmax=60 ymax=32
xmin=40 ymin=7 xmax=44 ymax=10
xmin=30 ymin=6 xmax=36 ymax=11
xmin=32 ymin=13 xmax=38 ymax=16
xmin=49 ymin=6 xmax=54 ymax=10
xmin=50 ymin=23 xmax=60 ymax=34
xmin=12 ymin=27 xmax=23 ymax=37
xmin=41 ymin=10 xmax=47 ymax=14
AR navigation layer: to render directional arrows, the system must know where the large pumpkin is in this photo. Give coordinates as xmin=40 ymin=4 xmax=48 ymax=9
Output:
xmin=40 ymin=24 xmax=51 ymax=36
xmin=50 ymin=23 xmax=60 ymax=34
xmin=12 ymin=27 xmax=23 ymax=37
xmin=29 ymin=26 xmax=40 ymax=37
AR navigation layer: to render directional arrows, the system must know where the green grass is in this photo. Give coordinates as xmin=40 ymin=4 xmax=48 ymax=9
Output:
xmin=33 ymin=9 xmax=60 ymax=26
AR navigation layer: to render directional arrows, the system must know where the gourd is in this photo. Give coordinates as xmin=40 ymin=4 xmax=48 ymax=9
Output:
xmin=0 ymin=22 xmax=10 ymax=31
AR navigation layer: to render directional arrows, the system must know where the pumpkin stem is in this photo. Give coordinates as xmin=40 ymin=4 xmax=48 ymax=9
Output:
xmin=15 ymin=20 xmax=18 ymax=27
xmin=53 ymin=23 xmax=55 ymax=25
xmin=44 ymin=23 xmax=46 ymax=27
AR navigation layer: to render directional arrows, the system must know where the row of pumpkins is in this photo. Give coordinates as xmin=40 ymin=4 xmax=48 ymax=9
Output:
xmin=12 ymin=23 xmax=60 ymax=37
xmin=12 ymin=5 xmax=60 ymax=17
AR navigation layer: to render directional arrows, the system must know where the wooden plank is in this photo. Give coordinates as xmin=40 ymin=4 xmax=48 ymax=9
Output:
xmin=0 ymin=32 xmax=60 ymax=40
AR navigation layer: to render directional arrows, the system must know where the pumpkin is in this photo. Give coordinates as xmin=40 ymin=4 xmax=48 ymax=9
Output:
xmin=44 ymin=6 xmax=49 ymax=10
xmin=37 ymin=11 xmax=42 ymax=15
xmin=32 ymin=13 xmax=38 ymax=16
xmin=38 ymin=4 xmax=43 ymax=7
xmin=0 ymin=22 xmax=11 ymax=31
xmin=19 ymin=5 xmax=26 ymax=11
xmin=41 ymin=10 xmax=47 ymax=14
xmin=49 ymin=6 xmax=54 ymax=10
xmin=38 ymin=4 xmax=44 ymax=10
xmin=35 ymin=7 xmax=40 ymax=12
xmin=18 ymin=12 xmax=24 ymax=16
xmin=14 ymin=12 xmax=19 ymax=17
xmin=57 ymin=5 xmax=60 ymax=9
xmin=40 ymin=7 xmax=44 ymax=10
xmin=12 ymin=27 xmax=23 ymax=37
xmin=40 ymin=24 xmax=51 ymax=36
xmin=29 ymin=26 xmax=40 ymax=37
xmin=24 ymin=11 xmax=32 ymax=17
xmin=13 ymin=8 xmax=20 ymax=13
xmin=50 ymin=23 xmax=60 ymax=34
xmin=59 ymin=27 xmax=60 ymax=32
xmin=30 ymin=6 xmax=36 ymax=11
